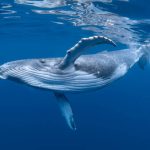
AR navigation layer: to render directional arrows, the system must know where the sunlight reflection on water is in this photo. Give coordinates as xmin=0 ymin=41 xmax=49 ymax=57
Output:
xmin=0 ymin=0 xmax=150 ymax=47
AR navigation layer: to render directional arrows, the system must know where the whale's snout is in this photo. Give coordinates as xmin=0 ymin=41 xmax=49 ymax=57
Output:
xmin=0 ymin=65 xmax=8 ymax=79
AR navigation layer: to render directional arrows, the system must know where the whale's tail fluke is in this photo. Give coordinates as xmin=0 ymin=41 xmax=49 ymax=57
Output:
xmin=138 ymin=44 xmax=150 ymax=70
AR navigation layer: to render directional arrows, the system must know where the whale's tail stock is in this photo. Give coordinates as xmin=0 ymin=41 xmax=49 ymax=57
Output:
xmin=138 ymin=43 xmax=150 ymax=70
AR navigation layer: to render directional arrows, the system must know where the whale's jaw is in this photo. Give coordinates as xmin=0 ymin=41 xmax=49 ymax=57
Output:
xmin=0 ymin=66 xmax=7 ymax=79
xmin=0 ymin=75 xmax=6 ymax=79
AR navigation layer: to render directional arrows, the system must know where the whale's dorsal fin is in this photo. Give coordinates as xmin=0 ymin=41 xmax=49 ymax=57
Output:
xmin=59 ymin=36 xmax=116 ymax=69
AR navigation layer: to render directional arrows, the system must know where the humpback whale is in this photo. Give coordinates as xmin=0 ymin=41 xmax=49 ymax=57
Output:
xmin=0 ymin=36 xmax=149 ymax=130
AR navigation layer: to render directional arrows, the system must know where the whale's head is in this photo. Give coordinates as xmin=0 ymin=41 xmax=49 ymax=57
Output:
xmin=0 ymin=58 xmax=77 ymax=91
xmin=0 ymin=58 xmax=63 ymax=80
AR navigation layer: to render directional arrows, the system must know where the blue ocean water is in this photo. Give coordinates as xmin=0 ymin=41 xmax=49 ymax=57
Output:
xmin=0 ymin=0 xmax=150 ymax=150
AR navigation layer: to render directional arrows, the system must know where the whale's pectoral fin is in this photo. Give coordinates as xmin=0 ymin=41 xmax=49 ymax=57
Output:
xmin=59 ymin=36 xmax=116 ymax=69
xmin=54 ymin=92 xmax=76 ymax=131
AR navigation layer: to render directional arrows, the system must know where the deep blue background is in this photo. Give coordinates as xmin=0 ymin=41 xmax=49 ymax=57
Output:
xmin=0 ymin=0 xmax=150 ymax=150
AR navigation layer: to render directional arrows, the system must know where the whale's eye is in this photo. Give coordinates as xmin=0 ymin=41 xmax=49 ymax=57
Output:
xmin=40 ymin=59 xmax=45 ymax=64
xmin=74 ymin=63 xmax=79 ymax=70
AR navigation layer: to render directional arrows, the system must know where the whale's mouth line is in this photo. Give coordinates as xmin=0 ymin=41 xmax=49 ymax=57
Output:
xmin=0 ymin=75 xmax=7 ymax=79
